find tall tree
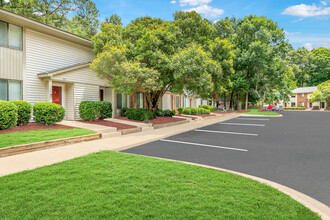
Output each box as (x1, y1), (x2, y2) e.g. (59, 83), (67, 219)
(2, 0), (99, 39)
(310, 48), (330, 86)
(105, 14), (122, 26)
(309, 80), (330, 108)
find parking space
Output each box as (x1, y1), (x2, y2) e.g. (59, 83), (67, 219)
(123, 111), (330, 206)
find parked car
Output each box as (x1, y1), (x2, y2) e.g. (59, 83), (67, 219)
(263, 104), (274, 111)
(272, 105), (284, 111)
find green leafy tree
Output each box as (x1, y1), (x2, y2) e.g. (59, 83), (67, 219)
(310, 48), (330, 86)
(309, 80), (330, 107)
(105, 14), (122, 26)
(2, 0), (99, 39)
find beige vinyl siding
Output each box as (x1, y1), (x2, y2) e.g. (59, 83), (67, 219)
(52, 66), (108, 86)
(65, 83), (75, 120)
(0, 47), (23, 80)
(74, 83), (99, 120)
(25, 29), (95, 105)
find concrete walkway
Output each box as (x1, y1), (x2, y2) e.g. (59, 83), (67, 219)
(0, 114), (238, 176)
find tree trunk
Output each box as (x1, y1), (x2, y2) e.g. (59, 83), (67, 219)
(237, 94), (242, 111)
(145, 89), (167, 112)
(229, 92), (234, 110)
(224, 92), (227, 110)
(245, 92), (248, 111)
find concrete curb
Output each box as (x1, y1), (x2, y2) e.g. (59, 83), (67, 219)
(152, 119), (189, 129)
(238, 113), (283, 117)
(127, 154), (330, 219)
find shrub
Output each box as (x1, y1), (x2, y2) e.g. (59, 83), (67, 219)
(284, 107), (306, 110)
(11, 100), (32, 126)
(79, 101), (112, 121)
(155, 109), (165, 117)
(183, 109), (191, 115)
(155, 109), (176, 117)
(326, 107), (330, 110)
(205, 109), (211, 114)
(199, 105), (217, 111)
(33, 102), (65, 125)
(125, 108), (156, 121)
(0, 100), (18, 130)
(120, 107), (128, 117)
(190, 108), (198, 115)
(178, 107), (184, 114)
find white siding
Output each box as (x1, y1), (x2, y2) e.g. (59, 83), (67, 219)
(52, 66), (107, 86)
(25, 29), (95, 105)
(65, 83), (75, 120)
(162, 93), (172, 110)
(0, 47), (23, 80)
(74, 83), (99, 120)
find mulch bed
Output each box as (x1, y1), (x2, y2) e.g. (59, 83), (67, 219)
(115, 116), (186, 125)
(0, 123), (74, 134)
(79, 119), (137, 131)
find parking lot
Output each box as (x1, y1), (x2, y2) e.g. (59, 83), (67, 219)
(124, 111), (330, 206)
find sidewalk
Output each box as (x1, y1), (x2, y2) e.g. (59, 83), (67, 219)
(0, 114), (239, 176)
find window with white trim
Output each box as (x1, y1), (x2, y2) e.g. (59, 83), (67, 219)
(0, 21), (23, 50)
(299, 102), (304, 107)
(117, 93), (127, 109)
(0, 79), (22, 101)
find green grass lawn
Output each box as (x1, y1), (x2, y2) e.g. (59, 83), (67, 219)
(0, 128), (95, 148)
(240, 109), (280, 116)
(0, 151), (319, 219)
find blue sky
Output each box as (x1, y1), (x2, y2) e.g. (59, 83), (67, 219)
(93, 0), (330, 50)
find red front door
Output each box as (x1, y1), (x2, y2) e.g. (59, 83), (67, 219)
(52, 86), (62, 105)
(309, 102), (312, 108)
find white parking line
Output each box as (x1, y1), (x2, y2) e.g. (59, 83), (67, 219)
(235, 118), (270, 121)
(195, 129), (258, 136)
(219, 122), (265, 126)
(160, 139), (248, 152)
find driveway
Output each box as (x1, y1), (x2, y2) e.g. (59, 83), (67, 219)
(123, 111), (330, 206)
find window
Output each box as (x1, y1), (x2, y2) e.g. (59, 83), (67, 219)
(291, 95), (295, 98)
(0, 79), (22, 101)
(182, 96), (186, 108)
(117, 93), (127, 109)
(300, 94), (304, 98)
(0, 21), (22, 50)
(136, 93), (144, 108)
(291, 102), (296, 107)
(299, 102), (304, 107)
(175, 96), (179, 109)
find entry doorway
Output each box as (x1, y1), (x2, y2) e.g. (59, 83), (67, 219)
(52, 86), (62, 105)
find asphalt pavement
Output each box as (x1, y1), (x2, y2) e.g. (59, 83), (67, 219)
(123, 111), (330, 206)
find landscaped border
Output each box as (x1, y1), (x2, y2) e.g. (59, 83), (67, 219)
(0, 133), (101, 158)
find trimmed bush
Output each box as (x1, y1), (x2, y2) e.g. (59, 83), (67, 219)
(178, 107), (184, 114)
(205, 109), (211, 114)
(183, 109), (191, 115)
(199, 105), (217, 111)
(190, 108), (198, 115)
(33, 102), (65, 125)
(125, 108), (156, 121)
(11, 100), (32, 126)
(312, 106), (320, 109)
(326, 107), (330, 110)
(0, 100), (18, 130)
(79, 101), (112, 121)
(284, 107), (306, 110)
(120, 107), (128, 117)
(155, 109), (176, 117)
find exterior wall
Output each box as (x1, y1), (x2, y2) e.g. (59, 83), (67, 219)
(65, 83), (75, 120)
(297, 93), (308, 108)
(74, 83), (99, 120)
(161, 93), (172, 110)
(0, 47), (24, 80)
(25, 29), (95, 105)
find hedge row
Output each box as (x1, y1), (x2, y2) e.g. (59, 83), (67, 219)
(326, 107), (330, 110)
(79, 101), (112, 121)
(284, 107), (306, 110)
(199, 105), (217, 111)
(178, 107), (210, 115)
(122, 108), (156, 121)
(0, 100), (65, 130)
(312, 106), (320, 109)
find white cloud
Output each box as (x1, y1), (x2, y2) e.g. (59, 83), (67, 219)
(304, 43), (313, 50)
(321, 1), (327, 6)
(170, 1), (176, 4)
(184, 4), (224, 19)
(282, 3), (330, 17)
(284, 30), (301, 36)
(179, 0), (212, 7)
